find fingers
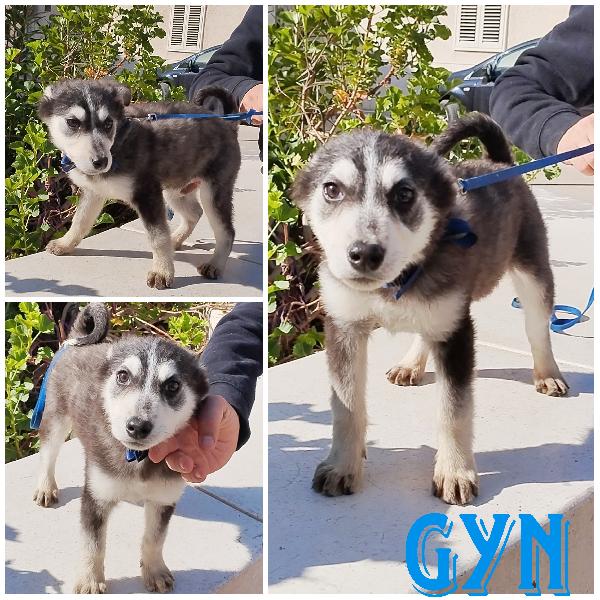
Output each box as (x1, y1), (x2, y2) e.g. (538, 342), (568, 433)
(165, 451), (194, 474)
(148, 435), (181, 464)
(195, 395), (228, 450)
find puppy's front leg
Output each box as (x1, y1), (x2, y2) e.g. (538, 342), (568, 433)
(431, 312), (479, 505)
(312, 317), (370, 496)
(73, 486), (115, 593)
(133, 183), (175, 289)
(140, 503), (175, 593)
(46, 192), (105, 255)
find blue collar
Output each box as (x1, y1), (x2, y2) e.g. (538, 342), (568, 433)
(125, 448), (148, 462)
(384, 217), (477, 300)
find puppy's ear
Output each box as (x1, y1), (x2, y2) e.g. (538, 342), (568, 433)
(38, 83), (57, 121)
(106, 80), (131, 106)
(289, 165), (314, 209)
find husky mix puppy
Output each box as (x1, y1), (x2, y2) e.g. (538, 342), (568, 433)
(33, 303), (208, 593)
(38, 79), (242, 289)
(290, 113), (567, 505)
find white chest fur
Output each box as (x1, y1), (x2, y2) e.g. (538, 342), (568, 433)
(88, 463), (185, 506)
(69, 170), (135, 203)
(320, 265), (466, 342)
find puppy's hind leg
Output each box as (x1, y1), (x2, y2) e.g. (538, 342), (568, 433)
(313, 317), (370, 497)
(511, 268), (568, 396)
(431, 312), (479, 505)
(165, 189), (203, 251)
(387, 334), (429, 386)
(140, 503), (176, 593)
(33, 414), (71, 507)
(197, 180), (234, 280)
(73, 484), (115, 593)
(46, 192), (105, 255)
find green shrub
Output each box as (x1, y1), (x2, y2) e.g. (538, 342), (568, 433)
(5, 5), (186, 259)
(268, 5), (559, 365)
(5, 302), (230, 462)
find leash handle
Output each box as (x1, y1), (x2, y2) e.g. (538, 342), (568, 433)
(458, 144), (594, 192)
(512, 288), (594, 333)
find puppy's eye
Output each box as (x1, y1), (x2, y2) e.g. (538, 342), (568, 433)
(104, 118), (113, 131)
(323, 182), (344, 202)
(390, 182), (415, 205)
(66, 118), (80, 129)
(164, 379), (180, 394)
(116, 370), (129, 385)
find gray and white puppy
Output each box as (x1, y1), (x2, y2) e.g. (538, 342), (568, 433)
(38, 79), (242, 289)
(291, 113), (567, 505)
(33, 303), (208, 593)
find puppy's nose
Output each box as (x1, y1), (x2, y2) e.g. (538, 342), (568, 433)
(347, 241), (385, 272)
(126, 417), (153, 440)
(91, 156), (108, 170)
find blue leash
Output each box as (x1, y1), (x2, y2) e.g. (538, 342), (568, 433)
(31, 343), (148, 462)
(144, 108), (262, 123)
(512, 288), (594, 333)
(30, 345), (70, 430)
(458, 144), (594, 192)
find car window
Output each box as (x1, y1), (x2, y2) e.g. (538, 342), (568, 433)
(496, 46), (530, 70)
(193, 48), (217, 68)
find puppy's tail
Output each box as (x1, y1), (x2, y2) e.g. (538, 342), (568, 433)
(67, 303), (110, 346)
(432, 112), (513, 164)
(192, 86), (238, 116)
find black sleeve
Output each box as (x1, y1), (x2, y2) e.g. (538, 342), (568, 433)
(188, 5), (263, 107)
(489, 6), (594, 158)
(201, 303), (263, 449)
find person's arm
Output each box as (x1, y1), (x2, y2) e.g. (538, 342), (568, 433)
(188, 5), (263, 109)
(489, 6), (594, 159)
(201, 302), (263, 449)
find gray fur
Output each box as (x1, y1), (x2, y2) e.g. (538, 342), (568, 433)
(33, 304), (208, 592)
(293, 113), (567, 505)
(38, 78), (241, 288)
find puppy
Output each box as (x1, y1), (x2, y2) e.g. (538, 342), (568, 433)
(290, 113), (567, 505)
(38, 79), (241, 289)
(33, 303), (209, 592)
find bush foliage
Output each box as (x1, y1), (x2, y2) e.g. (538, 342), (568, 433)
(5, 302), (230, 462)
(5, 5), (185, 259)
(268, 5), (559, 365)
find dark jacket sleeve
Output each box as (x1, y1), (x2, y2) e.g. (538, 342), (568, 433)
(489, 6), (594, 158)
(201, 303), (263, 449)
(188, 5), (262, 107)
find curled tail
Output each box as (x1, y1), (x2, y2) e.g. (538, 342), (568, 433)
(68, 303), (110, 346)
(192, 86), (238, 116)
(432, 112), (513, 164)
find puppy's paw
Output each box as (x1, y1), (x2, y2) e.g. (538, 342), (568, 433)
(312, 460), (362, 497)
(197, 262), (221, 280)
(534, 372), (569, 397)
(73, 573), (107, 594)
(147, 270), (173, 289)
(386, 364), (425, 386)
(46, 239), (74, 256)
(33, 480), (58, 507)
(141, 561), (174, 593)
(432, 461), (479, 505)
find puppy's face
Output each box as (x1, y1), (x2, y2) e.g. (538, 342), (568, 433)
(102, 336), (208, 451)
(291, 130), (456, 290)
(38, 79), (131, 175)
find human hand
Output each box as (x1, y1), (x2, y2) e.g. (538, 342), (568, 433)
(557, 113), (594, 175)
(148, 394), (240, 483)
(240, 83), (263, 125)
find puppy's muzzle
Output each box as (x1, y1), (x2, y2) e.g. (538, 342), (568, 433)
(126, 416), (153, 440)
(347, 241), (385, 273)
(91, 155), (108, 171)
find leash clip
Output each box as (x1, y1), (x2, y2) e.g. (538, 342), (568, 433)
(146, 113), (158, 122)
